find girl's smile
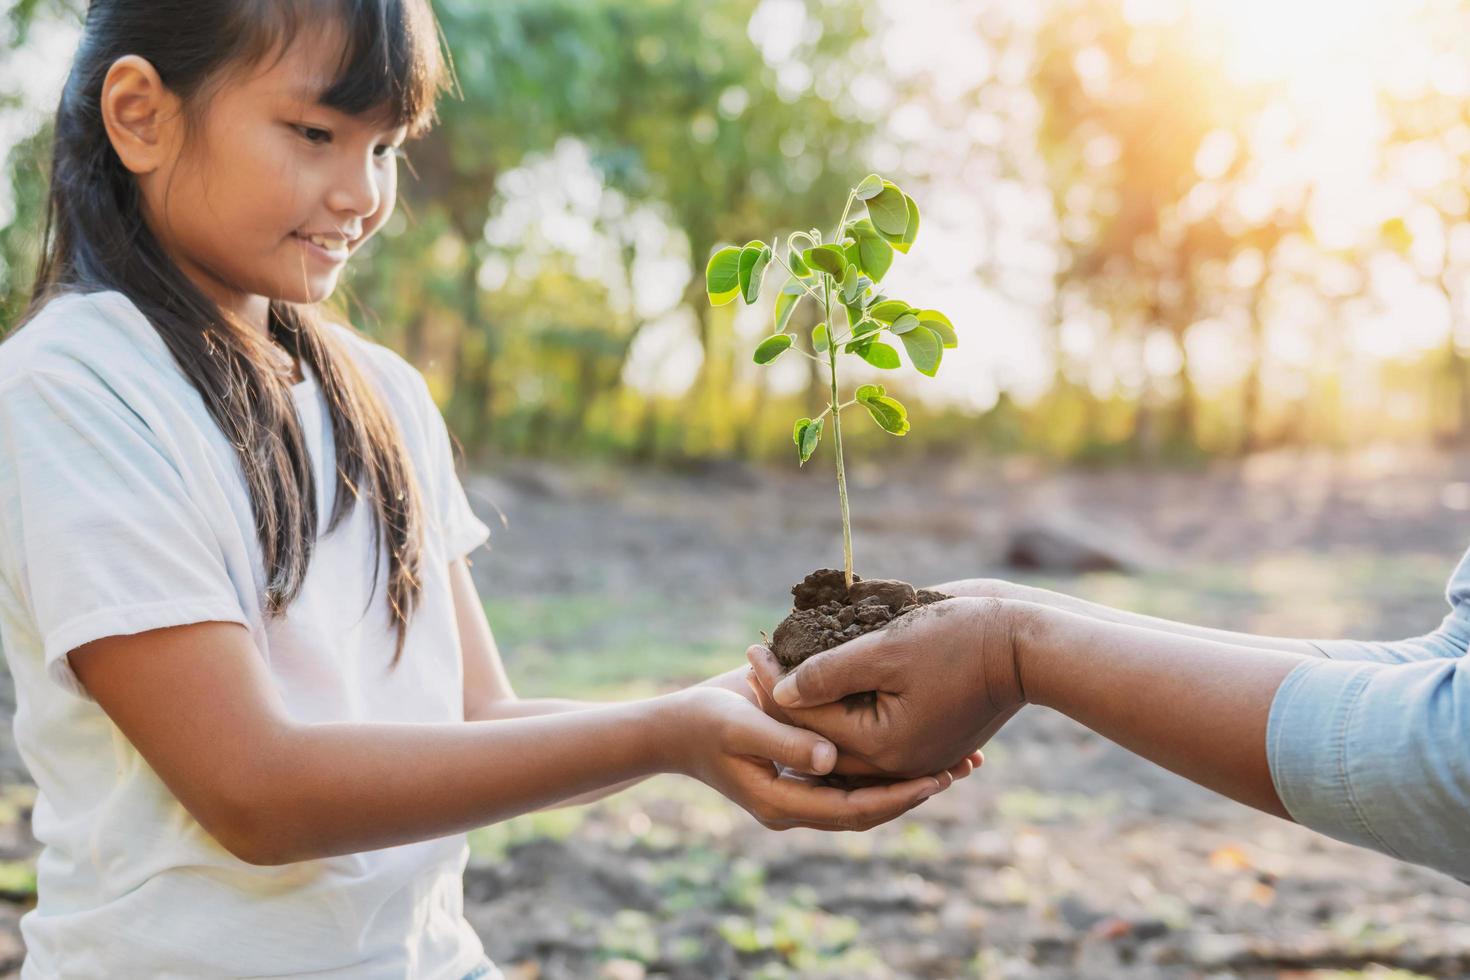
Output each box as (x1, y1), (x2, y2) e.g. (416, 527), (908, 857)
(291, 229), (354, 264)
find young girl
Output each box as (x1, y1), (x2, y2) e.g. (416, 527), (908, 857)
(0, 2), (976, 976)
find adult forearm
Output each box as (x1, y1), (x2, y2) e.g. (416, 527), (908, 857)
(936, 577), (1325, 656)
(1011, 601), (1307, 818)
(236, 698), (679, 865)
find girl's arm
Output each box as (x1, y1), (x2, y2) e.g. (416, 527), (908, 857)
(450, 560), (770, 809)
(69, 619), (947, 867)
(931, 577), (1327, 656)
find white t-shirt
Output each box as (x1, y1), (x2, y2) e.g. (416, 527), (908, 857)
(0, 290), (495, 979)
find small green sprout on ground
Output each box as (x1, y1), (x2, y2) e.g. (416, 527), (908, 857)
(705, 174), (955, 589)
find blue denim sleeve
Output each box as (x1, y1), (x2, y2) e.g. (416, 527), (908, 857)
(1267, 654), (1470, 883)
(1307, 545), (1470, 663)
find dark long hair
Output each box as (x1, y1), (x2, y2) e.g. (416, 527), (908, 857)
(14, 0), (452, 667)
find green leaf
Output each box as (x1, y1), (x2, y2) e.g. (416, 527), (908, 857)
(891, 313), (920, 335)
(856, 384), (909, 434)
(739, 241), (771, 304)
(855, 230), (893, 283)
(897, 195), (920, 254)
(802, 245), (847, 278)
(775, 289), (802, 334)
(855, 173), (884, 200)
(839, 264), (861, 304)
(869, 299), (911, 323)
(866, 181), (910, 238)
(900, 325), (942, 376)
(788, 251), (812, 278)
(859, 341), (901, 370)
(845, 218), (893, 281)
(851, 318), (882, 339)
(812, 322), (830, 353)
(753, 334), (793, 364)
(705, 246), (742, 306)
(917, 309), (956, 348)
(794, 416), (823, 465)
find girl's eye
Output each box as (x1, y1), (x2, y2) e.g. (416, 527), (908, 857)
(294, 125), (331, 145)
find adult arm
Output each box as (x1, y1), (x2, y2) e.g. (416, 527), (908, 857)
(935, 576), (1470, 663)
(754, 596), (1470, 880)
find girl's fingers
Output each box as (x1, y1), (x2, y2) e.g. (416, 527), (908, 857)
(746, 646), (786, 703)
(756, 769), (942, 830)
(744, 668), (795, 726)
(725, 704), (837, 775)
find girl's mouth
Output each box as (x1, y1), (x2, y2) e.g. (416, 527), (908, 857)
(292, 231), (349, 264)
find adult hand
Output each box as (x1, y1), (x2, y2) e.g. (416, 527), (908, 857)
(747, 597), (1027, 779)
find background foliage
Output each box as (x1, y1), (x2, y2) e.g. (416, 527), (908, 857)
(4, 0), (1470, 465)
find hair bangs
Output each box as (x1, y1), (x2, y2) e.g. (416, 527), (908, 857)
(234, 0), (449, 136)
(321, 0), (447, 136)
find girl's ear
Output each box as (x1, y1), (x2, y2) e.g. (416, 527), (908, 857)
(100, 54), (182, 176)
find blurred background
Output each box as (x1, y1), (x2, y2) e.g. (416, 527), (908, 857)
(3, 1), (1470, 977)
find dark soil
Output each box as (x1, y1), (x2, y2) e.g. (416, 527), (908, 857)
(769, 567), (951, 670)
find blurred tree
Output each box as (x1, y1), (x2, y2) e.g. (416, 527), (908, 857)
(1028, 0), (1269, 458)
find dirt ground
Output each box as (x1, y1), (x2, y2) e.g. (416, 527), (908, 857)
(2, 446), (1469, 978)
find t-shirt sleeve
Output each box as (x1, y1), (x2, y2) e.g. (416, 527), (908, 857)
(407, 370), (491, 563)
(0, 371), (249, 702)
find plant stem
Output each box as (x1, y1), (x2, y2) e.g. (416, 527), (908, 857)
(822, 273), (854, 588)
(814, 399), (856, 422)
(777, 258), (828, 307)
(833, 189), (858, 244)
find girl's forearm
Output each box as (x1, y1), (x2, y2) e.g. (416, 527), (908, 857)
(239, 696), (682, 865)
(1012, 601), (1308, 818)
(937, 578), (1325, 656)
(471, 696), (649, 808)
(464, 666), (761, 810)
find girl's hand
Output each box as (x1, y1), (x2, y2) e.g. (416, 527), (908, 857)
(657, 686), (949, 831)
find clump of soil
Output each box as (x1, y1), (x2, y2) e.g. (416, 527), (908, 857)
(769, 568), (950, 670)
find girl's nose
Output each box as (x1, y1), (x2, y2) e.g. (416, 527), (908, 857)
(326, 155), (381, 218)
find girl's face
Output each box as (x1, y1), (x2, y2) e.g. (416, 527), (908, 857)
(134, 26), (407, 330)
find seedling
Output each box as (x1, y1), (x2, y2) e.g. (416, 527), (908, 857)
(705, 173), (956, 590)
(706, 175), (959, 671)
